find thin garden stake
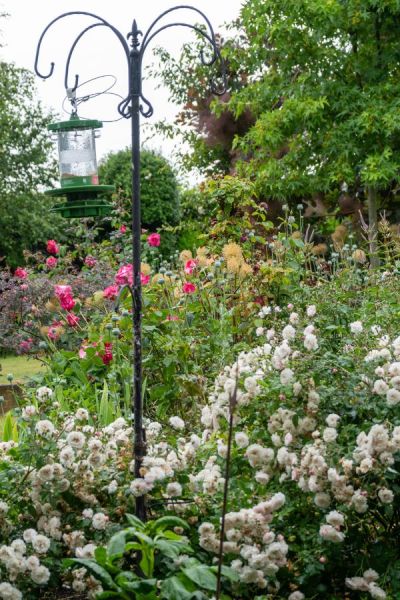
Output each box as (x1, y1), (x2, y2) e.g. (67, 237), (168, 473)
(216, 371), (238, 600)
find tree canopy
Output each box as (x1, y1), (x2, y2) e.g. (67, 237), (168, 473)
(155, 0), (400, 221)
(99, 148), (180, 229)
(0, 60), (60, 266)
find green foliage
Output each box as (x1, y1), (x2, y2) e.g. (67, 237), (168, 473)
(155, 0), (400, 217)
(0, 60), (62, 265)
(99, 148), (180, 230)
(64, 515), (223, 599)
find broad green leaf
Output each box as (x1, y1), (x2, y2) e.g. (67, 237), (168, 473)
(63, 558), (118, 590)
(210, 565), (240, 582)
(107, 530), (127, 560)
(126, 513), (146, 530)
(182, 565), (217, 591)
(151, 516), (189, 533)
(160, 576), (193, 600)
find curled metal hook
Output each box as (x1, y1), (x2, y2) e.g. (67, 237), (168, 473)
(139, 95), (154, 118)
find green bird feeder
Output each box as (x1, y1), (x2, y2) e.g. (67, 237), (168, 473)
(46, 113), (114, 218)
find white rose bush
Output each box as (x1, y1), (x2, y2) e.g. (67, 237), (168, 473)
(1, 274), (400, 598)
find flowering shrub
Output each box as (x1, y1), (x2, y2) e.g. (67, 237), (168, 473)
(1, 281), (400, 597)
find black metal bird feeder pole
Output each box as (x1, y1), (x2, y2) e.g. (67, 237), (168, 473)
(34, 6), (226, 522)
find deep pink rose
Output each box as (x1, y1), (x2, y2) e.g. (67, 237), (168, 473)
(46, 240), (59, 255)
(141, 273), (150, 285)
(66, 313), (80, 327)
(115, 264), (133, 286)
(166, 315), (179, 321)
(60, 295), (75, 311)
(147, 233), (161, 247)
(103, 285), (119, 300)
(20, 284), (28, 291)
(119, 224), (127, 233)
(184, 259), (197, 275)
(46, 256), (58, 269)
(101, 342), (113, 365)
(84, 255), (97, 268)
(47, 320), (62, 341)
(14, 267), (28, 279)
(183, 282), (196, 294)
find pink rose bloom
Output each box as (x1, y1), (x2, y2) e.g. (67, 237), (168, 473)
(115, 264), (133, 286)
(66, 313), (80, 327)
(48, 320), (62, 341)
(14, 267), (28, 279)
(141, 273), (150, 285)
(54, 285), (72, 298)
(46, 240), (59, 255)
(166, 315), (179, 321)
(78, 347), (87, 359)
(103, 285), (119, 300)
(183, 282), (196, 294)
(60, 295), (75, 311)
(46, 256), (58, 269)
(147, 233), (161, 247)
(184, 259), (198, 275)
(20, 284), (29, 291)
(119, 224), (127, 233)
(84, 255), (97, 268)
(19, 338), (33, 353)
(102, 342), (113, 365)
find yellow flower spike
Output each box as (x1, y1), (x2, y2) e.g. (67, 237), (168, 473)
(92, 291), (106, 306)
(141, 262), (151, 275)
(239, 262), (253, 278)
(223, 242), (243, 261)
(226, 256), (242, 274)
(352, 249), (367, 263)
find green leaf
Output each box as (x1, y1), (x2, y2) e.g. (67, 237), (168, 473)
(107, 530), (127, 560)
(117, 575), (157, 594)
(182, 565), (217, 591)
(126, 513), (146, 531)
(94, 546), (108, 566)
(160, 576), (193, 600)
(2, 412), (16, 442)
(210, 565), (240, 582)
(63, 558), (118, 590)
(151, 516), (189, 533)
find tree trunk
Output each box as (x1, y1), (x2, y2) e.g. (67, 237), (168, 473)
(367, 186), (380, 269)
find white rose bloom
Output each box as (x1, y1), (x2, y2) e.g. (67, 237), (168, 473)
(280, 368), (294, 385)
(325, 414), (340, 428)
(22, 405), (37, 419)
(319, 524), (345, 543)
(306, 304), (316, 317)
(75, 543), (97, 558)
(323, 427), (338, 443)
(130, 478), (149, 497)
(255, 471), (270, 485)
(314, 493), (331, 508)
(92, 512), (108, 530)
(32, 534), (51, 554)
(75, 408), (89, 421)
(255, 327), (265, 337)
(282, 325), (296, 340)
(235, 432), (249, 448)
(35, 420), (55, 437)
(373, 379), (389, 396)
(326, 511), (345, 528)
(36, 386), (53, 401)
(107, 480), (118, 494)
(350, 320), (363, 334)
(288, 593), (305, 600)
(169, 416), (185, 430)
(304, 333), (318, 351)
(166, 482), (183, 497)
(289, 312), (299, 324)
(386, 388), (400, 406)
(31, 565), (50, 585)
(0, 501), (9, 514)
(0, 583), (22, 600)
(66, 431), (86, 449)
(378, 488), (394, 504)
(23, 529), (37, 543)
